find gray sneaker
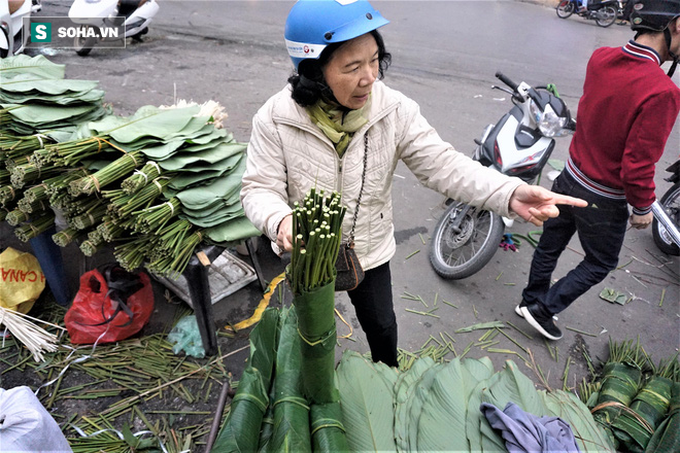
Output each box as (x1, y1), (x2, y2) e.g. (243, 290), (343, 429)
(520, 303), (563, 341)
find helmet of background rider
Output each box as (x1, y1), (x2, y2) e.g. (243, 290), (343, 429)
(284, 0), (390, 71)
(629, 0), (680, 32)
(629, 0), (680, 75)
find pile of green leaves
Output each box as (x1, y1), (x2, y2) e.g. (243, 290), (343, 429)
(0, 54), (260, 276)
(337, 351), (614, 453)
(0, 54), (107, 139)
(0, 55), (109, 241)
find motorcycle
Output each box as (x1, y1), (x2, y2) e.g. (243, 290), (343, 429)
(555, 0), (623, 27)
(652, 159), (680, 255)
(0, 0), (41, 58)
(68, 0), (159, 56)
(429, 72), (573, 280)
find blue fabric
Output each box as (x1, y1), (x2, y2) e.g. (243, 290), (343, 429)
(480, 401), (581, 453)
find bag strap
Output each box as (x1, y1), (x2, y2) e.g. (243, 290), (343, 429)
(348, 134), (368, 246)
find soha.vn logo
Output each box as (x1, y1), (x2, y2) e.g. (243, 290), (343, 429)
(31, 22), (119, 43)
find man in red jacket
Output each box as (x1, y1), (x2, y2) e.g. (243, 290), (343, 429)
(516, 0), (680, 340)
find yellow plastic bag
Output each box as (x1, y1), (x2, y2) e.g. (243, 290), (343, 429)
(0, 247), (45, 314)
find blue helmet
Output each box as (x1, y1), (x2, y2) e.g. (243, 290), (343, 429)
(284, 0), (390, 71)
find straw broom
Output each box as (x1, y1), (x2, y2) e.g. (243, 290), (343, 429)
(0, 305), (63, 362)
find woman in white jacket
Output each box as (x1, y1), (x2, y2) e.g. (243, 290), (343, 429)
(240, 0), (586, 367)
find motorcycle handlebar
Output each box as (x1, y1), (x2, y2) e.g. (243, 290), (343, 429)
(495, 72), (519, 91)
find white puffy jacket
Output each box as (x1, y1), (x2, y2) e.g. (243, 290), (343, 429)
(240, 81), (523, 271)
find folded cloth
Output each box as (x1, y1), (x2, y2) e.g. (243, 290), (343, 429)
(480, 401), (580, 453)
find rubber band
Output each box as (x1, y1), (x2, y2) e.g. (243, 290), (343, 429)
(592, 401), (654, 433)
(126, 152), (139, 166)
(311, 420), (346, 436)
(231, 392), (268, 413)
(133, 169), (149, 184)
(272, 396), (309, 410)
(85, 137), (129, 154)
(297, 327), (336, 347)
(153, 179), (163, 192)
(88, 174), (101, 191)
(147, 161), (161, 173)
(165, 201), (175, 215)
(33, 133), (46, 148)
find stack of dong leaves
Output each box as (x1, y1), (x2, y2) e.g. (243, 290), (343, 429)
(0, 54), (259, 276)
(212, 189), (615, 453)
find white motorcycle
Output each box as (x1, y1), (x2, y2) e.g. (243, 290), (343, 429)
(68, 0), (159, 56)
(652, 159), (680, 255)
(429, 72), (573, 280)
(0, 0), (42, 58)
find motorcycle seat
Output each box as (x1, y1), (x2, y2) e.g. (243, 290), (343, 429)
(117, 0), (147, 18)
(8, 0), (25, 15)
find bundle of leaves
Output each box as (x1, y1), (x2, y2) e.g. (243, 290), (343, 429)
(212, 306), (350, 453)
(580, 337), (679, 452)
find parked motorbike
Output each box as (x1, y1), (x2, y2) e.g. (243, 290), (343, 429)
(652, 159), (680, 255)
(428, 72), (573, 280)
(555, 0), (623, 27)
(0, 0), (41, 58)
(68, 0), (159, 56)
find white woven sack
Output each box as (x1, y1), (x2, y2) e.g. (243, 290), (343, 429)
(0, 386), (71, 452)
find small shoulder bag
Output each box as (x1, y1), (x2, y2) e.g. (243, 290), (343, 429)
(334, 135), (368, 292)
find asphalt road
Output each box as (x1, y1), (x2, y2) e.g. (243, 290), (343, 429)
(12, 0), (680, 391)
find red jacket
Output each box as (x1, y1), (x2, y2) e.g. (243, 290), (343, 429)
(568, 40), (680, 214)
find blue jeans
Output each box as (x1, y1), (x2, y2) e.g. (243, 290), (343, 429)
(521, 171), (629, 315)
(347, 262), (398, 367)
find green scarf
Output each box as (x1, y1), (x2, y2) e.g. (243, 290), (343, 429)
(306, 98), (369, 158)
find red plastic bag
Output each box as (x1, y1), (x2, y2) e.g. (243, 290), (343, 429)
(64, 265), (154, 344)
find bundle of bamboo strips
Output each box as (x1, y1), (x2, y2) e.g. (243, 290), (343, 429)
(0, 306), (63, 362)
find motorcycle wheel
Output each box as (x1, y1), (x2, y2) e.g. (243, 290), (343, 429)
(74, 26), (97, 56)
(595, 6), (617, 27)
(652, 182), (680, 256)
(556, 1), (575, 18)
(428, 201), (505, 280)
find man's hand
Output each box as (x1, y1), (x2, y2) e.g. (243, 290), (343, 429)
(509, 185), (588, 226)
(629, 212), (653, 230)
(276, 213), (294, 252)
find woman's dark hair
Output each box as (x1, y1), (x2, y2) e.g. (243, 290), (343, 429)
(288, 30), (392, 107)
